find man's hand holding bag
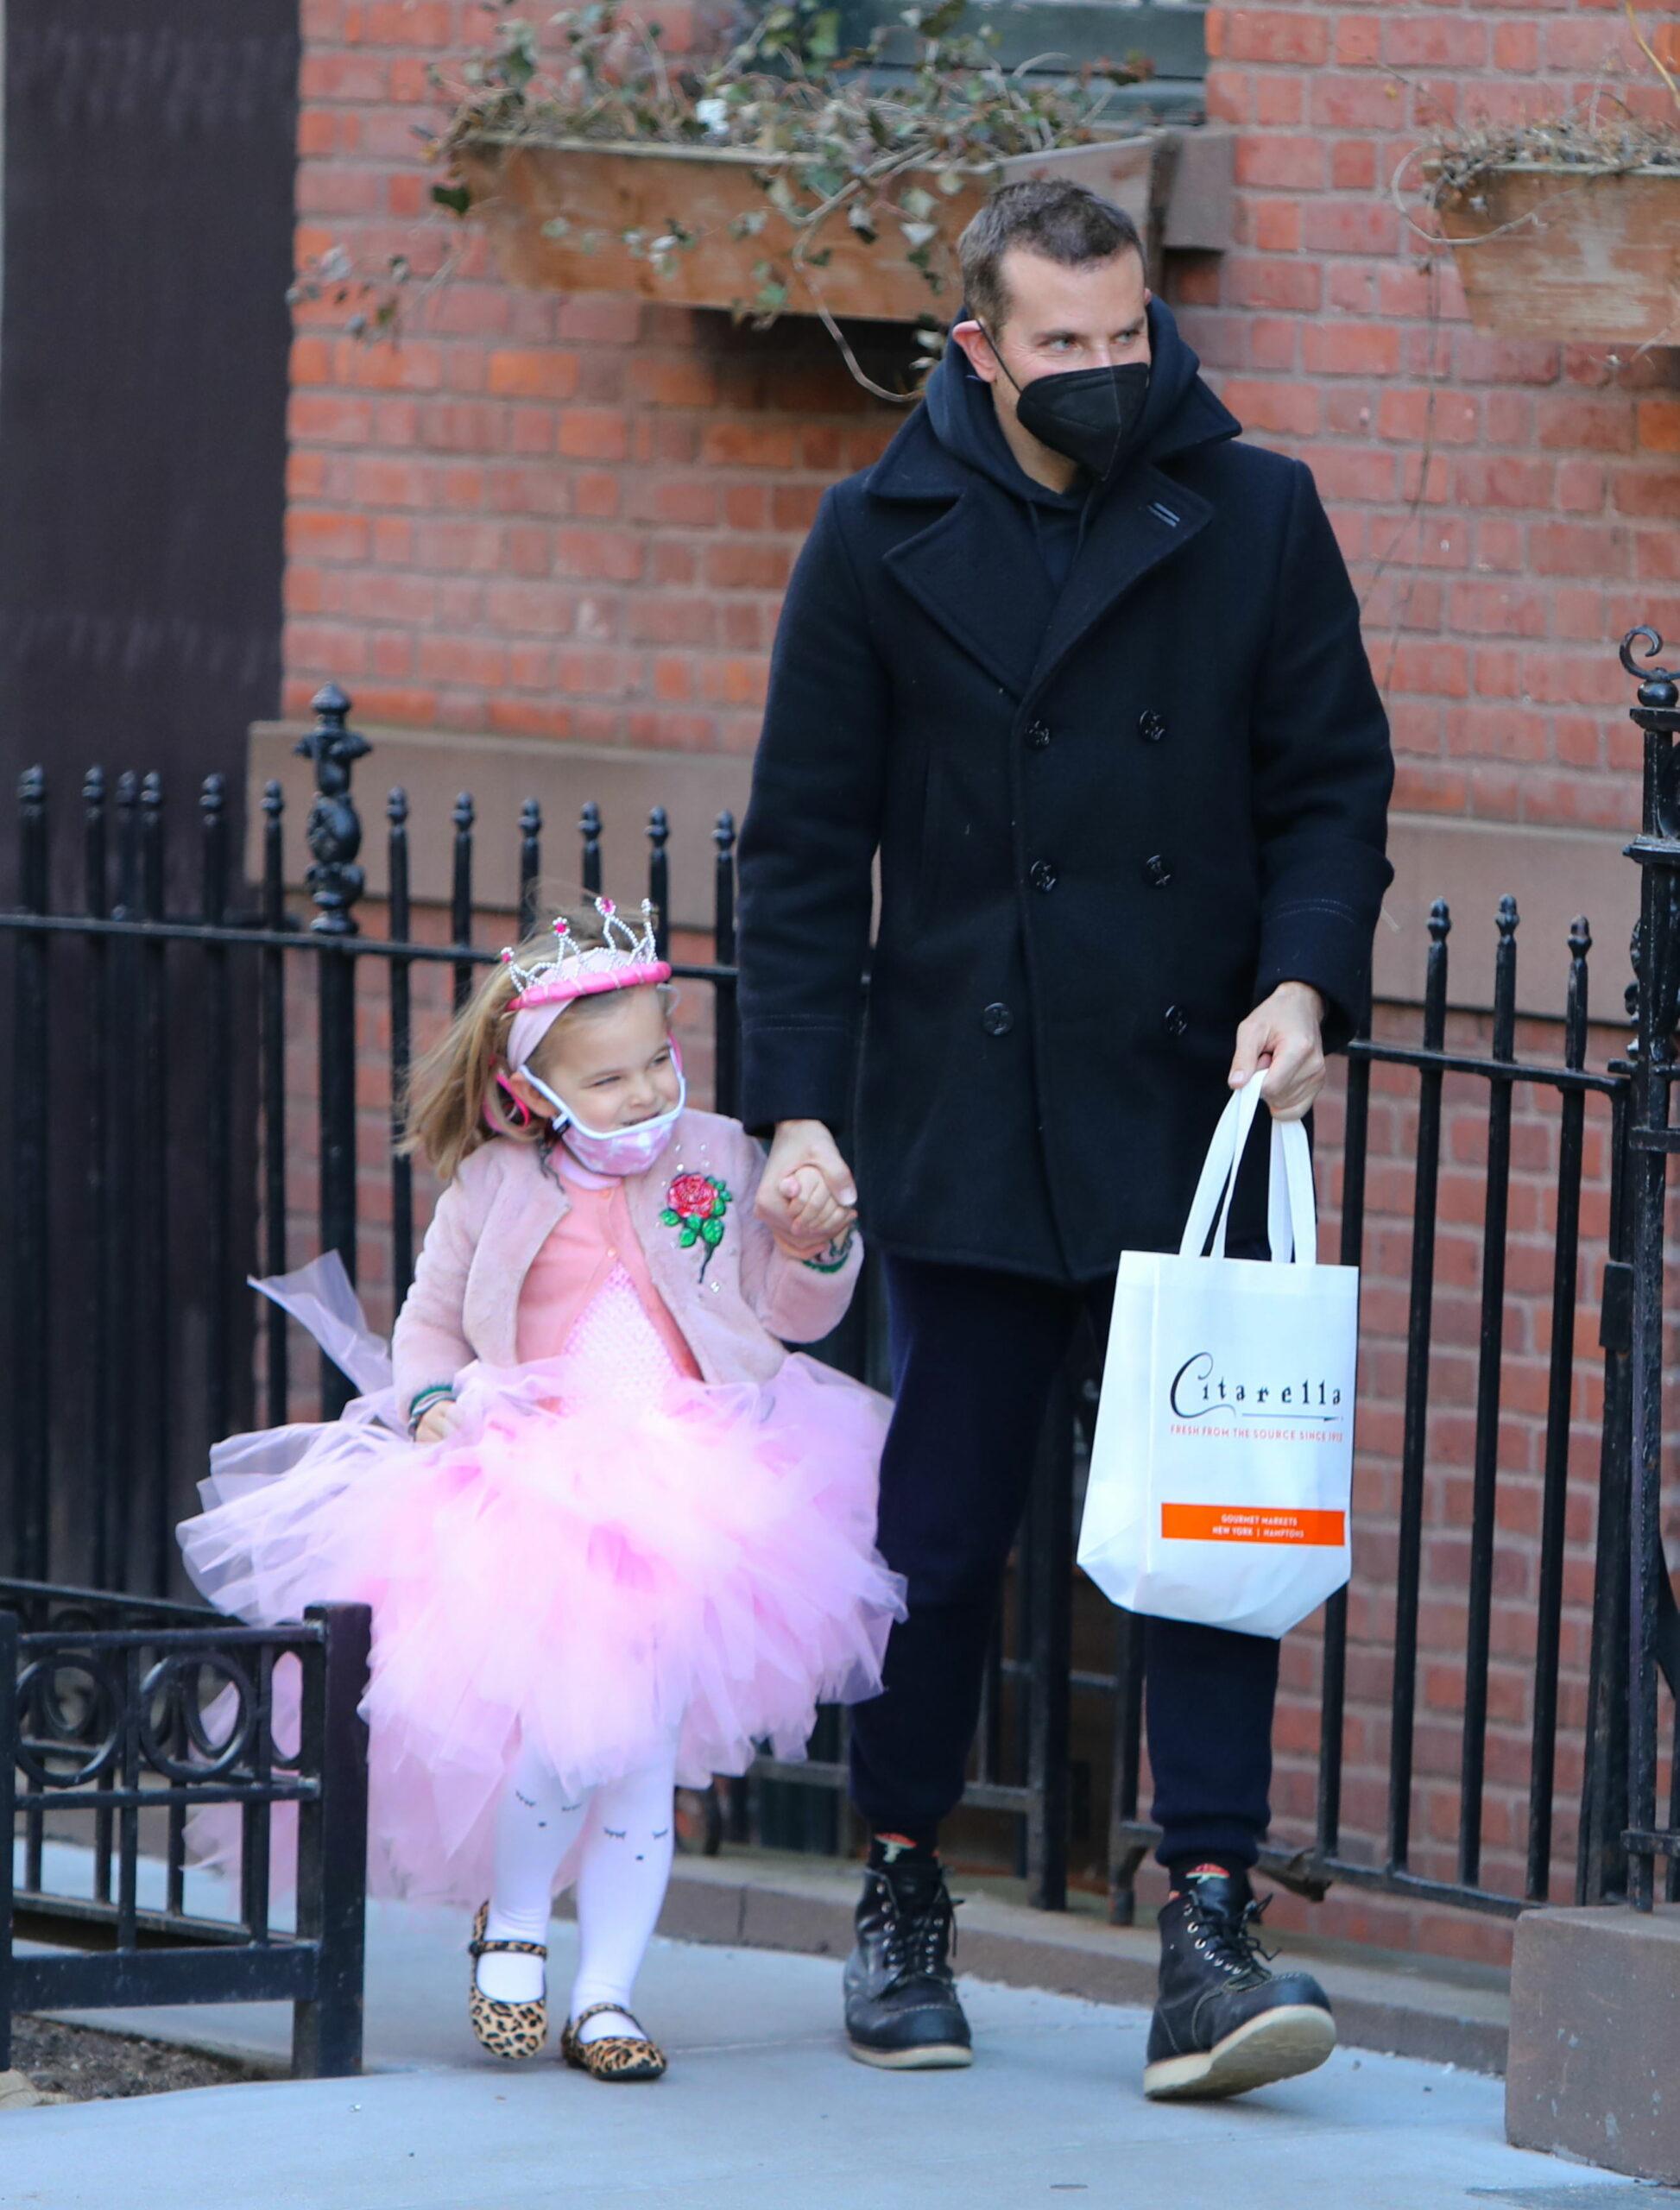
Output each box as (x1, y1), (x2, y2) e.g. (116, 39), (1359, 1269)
(1077, 1072), (1360, 1640)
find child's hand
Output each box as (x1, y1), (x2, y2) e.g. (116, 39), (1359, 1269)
(772, 1165), (856, 1259)
(414, 1399), (463, 1446)
(758, 1121), (856, 1249)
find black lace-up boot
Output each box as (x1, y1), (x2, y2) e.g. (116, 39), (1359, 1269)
(843, 1854), (973, 2069)
(1144, 1870), (1335, 2100)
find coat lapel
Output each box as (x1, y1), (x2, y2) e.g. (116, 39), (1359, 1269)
(464, 1151), (566, 1365)
(626, 1114), (711, 1301)
(626, 1118), (729, 1380)
(866, 367), (1237, 710)
(626, 1148), (676, 1293)
(881, 486), (1055, 699)
(1024, 464), (1212, 704)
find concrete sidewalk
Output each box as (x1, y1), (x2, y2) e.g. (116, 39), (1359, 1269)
(5, 1848), (1655, 2210)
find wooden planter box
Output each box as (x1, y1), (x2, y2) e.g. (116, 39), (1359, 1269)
(452, 129), (1227, 324)
(1436, 163), (1680, 345)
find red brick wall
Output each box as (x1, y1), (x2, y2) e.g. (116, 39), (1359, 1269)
(1184, 0), (1680, 837)
(288, 0), (1680, 784)
(288, 0), (892, 748)
(282, 0), (1680, 1961)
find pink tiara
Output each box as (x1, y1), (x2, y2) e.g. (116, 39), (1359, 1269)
(502, 897), (672, 1013)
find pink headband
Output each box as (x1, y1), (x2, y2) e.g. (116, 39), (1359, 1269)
(505, 966), (669, 1073)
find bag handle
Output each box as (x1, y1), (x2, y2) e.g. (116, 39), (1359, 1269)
(1266, 1116), (1318, 1267)
(1178, 1074), (1266, 1260)
(1178, 1071), (1318, 1267)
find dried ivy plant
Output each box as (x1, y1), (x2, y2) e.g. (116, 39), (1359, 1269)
(1396, 114), (1680, 251)
(1393, 0), (1679, 246)
(294, 0), (1153, 390)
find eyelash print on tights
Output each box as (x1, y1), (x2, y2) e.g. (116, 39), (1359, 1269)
(517, 1784), (583, 1828)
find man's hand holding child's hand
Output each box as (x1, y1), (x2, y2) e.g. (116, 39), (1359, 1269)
(759, 1121), (858, 1261)
(771, 1163), (856, 1261)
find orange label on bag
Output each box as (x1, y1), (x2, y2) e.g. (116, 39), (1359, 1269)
(1161, 1506), (1346, 1547)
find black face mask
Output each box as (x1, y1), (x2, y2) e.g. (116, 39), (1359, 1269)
(979, 326), (1151, 481)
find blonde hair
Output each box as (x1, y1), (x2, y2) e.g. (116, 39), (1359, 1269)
(399, 903), (671, 1180)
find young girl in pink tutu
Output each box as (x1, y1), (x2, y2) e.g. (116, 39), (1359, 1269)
(180, 897), (902, 2082)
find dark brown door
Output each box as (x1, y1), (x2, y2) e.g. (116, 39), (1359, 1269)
(0, 1), (297, 1587)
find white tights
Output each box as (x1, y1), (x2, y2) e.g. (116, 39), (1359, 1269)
(477, 1736), (677, 2043)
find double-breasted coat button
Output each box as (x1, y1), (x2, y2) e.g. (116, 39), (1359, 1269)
(1144, 854), (1173, 887)
(1139, 709), (1167, 743)
(1163, 1005), (1189, 1039)
(1029, 859), (1058, 892)
(1025, 720), (1052, 751)
(982, 1002), (1014, 1037)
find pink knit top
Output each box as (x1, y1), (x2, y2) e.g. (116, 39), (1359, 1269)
(515, 1153), (701, 1387)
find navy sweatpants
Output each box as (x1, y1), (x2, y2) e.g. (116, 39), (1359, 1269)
(848, 1255), (1280, 1871)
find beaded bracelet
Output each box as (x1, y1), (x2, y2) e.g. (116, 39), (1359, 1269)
(407, 1382), (455, 1439)
(801, 1230), (856, 1274)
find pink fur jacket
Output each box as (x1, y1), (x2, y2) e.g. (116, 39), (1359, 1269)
(391, 1108), (864, 1412)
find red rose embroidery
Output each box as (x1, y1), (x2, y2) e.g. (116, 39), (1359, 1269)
(660, 1171), (733, 1279)
(667, 1174), (718, 1221)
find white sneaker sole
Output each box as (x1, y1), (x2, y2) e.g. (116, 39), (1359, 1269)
(847, 2039), (975, 2072)
(1143, 2005), (1336, 2101)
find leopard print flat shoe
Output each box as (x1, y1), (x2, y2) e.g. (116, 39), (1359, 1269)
(468, 1901), (549, 2060)
(560, 2003), (668, 2082)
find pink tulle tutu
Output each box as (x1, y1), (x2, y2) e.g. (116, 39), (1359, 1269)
(179, 1260), (903, 1905)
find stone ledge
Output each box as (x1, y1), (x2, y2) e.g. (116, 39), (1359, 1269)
(662, 1850), (1512, 2076)
(249, 719), (1642, 1025)
(1505, 1903), (1680, 2183)
(248, 720), (753, 933)
(1379, 812), (1637, 1020)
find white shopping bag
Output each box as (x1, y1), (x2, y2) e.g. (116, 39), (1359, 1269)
(1077, 1072), (1359, 1639)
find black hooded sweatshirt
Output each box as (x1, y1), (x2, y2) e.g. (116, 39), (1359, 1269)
(919, 298), (1203, 596)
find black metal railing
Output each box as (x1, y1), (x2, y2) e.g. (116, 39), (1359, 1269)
(1619, 627), (1680, 1912)
(3, 635), (1676, 1930)
(1, 1581), (370, 2074)
(1104, 899), (1635, 1918)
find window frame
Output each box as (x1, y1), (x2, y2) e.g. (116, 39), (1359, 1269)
(830, 1), (1209, 119)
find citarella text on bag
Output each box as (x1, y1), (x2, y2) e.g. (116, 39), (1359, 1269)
(1168, 1353), (1344, 1419)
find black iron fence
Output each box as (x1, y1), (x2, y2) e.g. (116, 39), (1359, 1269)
(1, 1582), (370, 2074)
(1111, 897), (1640, 1919)
(3, 634), (1677, 1934)
(1620, 628), (1680, 1915)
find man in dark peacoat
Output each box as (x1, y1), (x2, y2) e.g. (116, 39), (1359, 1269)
(738, 180), (1393, 2099)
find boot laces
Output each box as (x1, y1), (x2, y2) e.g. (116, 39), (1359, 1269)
(877, 1870), (960, 1990)
(1185, 1892), (1276, 1989)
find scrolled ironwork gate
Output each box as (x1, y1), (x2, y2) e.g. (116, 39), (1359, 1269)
(1, 1582), (370, 2076)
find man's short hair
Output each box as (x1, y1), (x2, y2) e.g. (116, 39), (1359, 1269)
(958, 180), (1144, 336)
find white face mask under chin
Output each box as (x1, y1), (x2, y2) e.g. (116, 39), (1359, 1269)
(519, 1067), (686, 1178)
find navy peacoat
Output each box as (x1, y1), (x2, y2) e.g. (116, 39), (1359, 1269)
(737, 301), (1394, 1285)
